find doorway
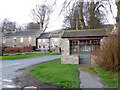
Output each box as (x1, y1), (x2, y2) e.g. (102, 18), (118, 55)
(79, 40), (91, 65)
(79, 39), (100, 65)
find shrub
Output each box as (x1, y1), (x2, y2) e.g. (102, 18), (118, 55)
(2, 46), (7, 52)
(93, 33), (119, 71)
(4, 46), (33, 53)
(32, 46), (36, 51)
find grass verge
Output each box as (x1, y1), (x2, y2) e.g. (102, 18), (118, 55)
(29, 59), (79, 88)
(94, 67), (119, 88)
(1, 53), (60, 60)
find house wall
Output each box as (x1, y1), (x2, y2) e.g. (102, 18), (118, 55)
(61, 38), (79, 64)
(19, 36), (36, 46)
(50, 37), (61, 53)
(2, 36), (36, 47)
(37, 37), (61, 53)
(37, 38), (49, 51)
(2, 37), (13, 47)
(50, 38), (61, 47)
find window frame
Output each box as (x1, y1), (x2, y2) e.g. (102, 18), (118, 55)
(21, 37), (23, 42)
(13, 37), (17, 43)
(69, 40), (78, 55)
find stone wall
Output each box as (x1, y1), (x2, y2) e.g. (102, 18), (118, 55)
(50, 38), (61, 53)
(37, 37), (61, 53)
(50, 38), (61, 47)
(61, 38), (79, 64)
(37, 38), (49, 51)
(2, 36), (36, 47)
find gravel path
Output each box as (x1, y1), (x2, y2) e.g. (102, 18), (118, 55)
(79, 68), (104, 88)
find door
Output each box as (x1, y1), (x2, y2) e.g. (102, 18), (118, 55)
(79, 40), (91, 65)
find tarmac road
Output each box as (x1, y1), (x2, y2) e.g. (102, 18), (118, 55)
(1, 55), (60, 89)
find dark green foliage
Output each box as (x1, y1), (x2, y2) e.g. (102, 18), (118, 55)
(32, 46), (36, 51)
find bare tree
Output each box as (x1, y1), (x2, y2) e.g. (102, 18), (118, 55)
(62, 0), (105, 30)
(116, 1), (120, 25)
(62, 1), (85, 30)
(16, 24), (27, 31)
(31, 4), (52, 32)
(117, 1), (120, 67)
(27, 22), (40, 30)
(1, 18), (17, 32)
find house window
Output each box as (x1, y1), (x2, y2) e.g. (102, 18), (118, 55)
(13, 45), (16, 47)
(39, 45), (41, 48)
(80, 40), (90, 45)
(28, 44), (31, 46)
(13, 37), (16, 43)
(92, 40), (100, 45)
(54, 38), (57, 41)
(29, 37), (31, 42)
(43, 39), (45, 42)
(43, 45), (45, 48)
(3, 40), (6, 43)
(70, 40), (78, 54)
(21, 37), (23, 42)
(38, 39), (41, 43)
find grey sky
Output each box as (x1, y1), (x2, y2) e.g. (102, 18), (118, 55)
(0, 0), (64, 32)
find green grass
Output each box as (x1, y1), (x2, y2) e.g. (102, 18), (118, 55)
(0, 53), (60, 60)
(94, 67), (119, 88)
(29, 59), (79, 88)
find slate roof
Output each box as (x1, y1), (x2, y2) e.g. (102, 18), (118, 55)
(50, 33), (60, 38)
(37, 33), (51, 39)
(61, 29), (107, 38)
(2, 30), (40, 38)
(38, 29), (63, 39)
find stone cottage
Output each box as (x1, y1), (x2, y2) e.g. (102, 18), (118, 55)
(2, 29), (40, 47)
(37, 32), (51, 51)
(61, 29), (107, 65)
(37, 30), (62, 53)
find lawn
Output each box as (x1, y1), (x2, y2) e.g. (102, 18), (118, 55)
(29, 59), (79, 88)
(0, 53), (60, 60)
(94, 67), (119, 88)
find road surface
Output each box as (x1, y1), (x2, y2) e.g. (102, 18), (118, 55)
(0, 55), (60, 89)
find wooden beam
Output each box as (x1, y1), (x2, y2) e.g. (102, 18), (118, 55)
(68, 37), (103, 40)
(78, 40), (80, 64)
(90, 40), (92, 65)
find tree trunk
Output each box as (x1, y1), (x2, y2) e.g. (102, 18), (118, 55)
(117, 1), (120, 29)
(79, 0), (85, 29)
(116, 1), (120, 65)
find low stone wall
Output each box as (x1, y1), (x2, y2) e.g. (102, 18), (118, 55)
(61, 55), (79, 64)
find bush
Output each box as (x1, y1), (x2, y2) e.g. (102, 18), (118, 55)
(93, 33), (119, 71)
(32, 46), (36, 51)
(4, 46), (33, 53)
(2, 46), (7, 52)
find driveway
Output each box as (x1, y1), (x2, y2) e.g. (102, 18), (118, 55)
(1, 55), (60, 89)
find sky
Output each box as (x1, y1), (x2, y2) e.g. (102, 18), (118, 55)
(0, 0), (65, 32)
(0, 0), (118, 32)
